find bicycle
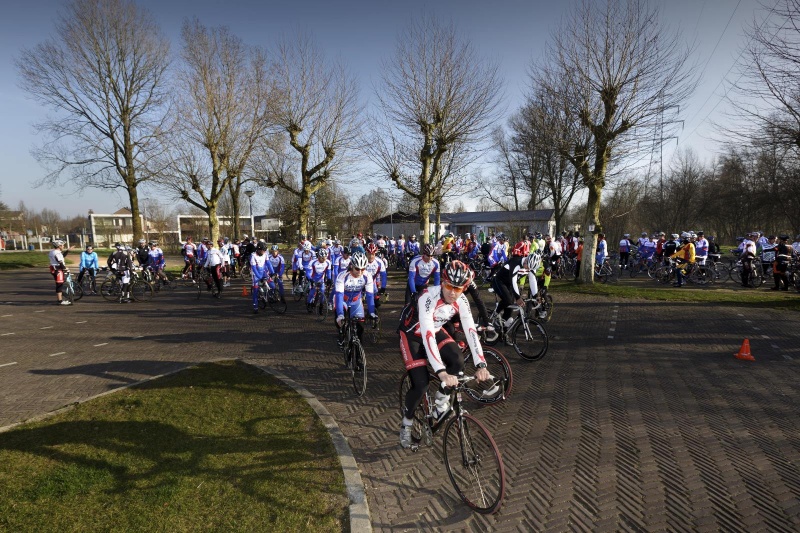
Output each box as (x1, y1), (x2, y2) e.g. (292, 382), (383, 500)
(142, 266), (175, 292)
(257, 278), (287, 314)
(397, 372), (506, 514)
(309, 281), (328, 321)
(594, 258), (617, 283)
(62, 269), (83, 304)
(482, 300), (549, 361)
(341, 307), (367, 396)
(293, 276), (310, 302)
(195, 268), (220, 299)
(77, 268), (99, 295)
(100, 271), (153, 302)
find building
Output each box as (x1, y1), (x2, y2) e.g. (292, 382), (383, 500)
(371, 209), (555, 242)
(88, 208), (144, 246)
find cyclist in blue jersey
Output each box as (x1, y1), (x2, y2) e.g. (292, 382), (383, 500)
(349, 237), (365, 255)
(333, 246), (351, 279)
(267, 245), (287, 303)
(197, 238), (209, 268)
(249, 241), (274, 313)
(146, 241), (168, 285)
(335, 251), (376, 348)
(306, 248), (332, 312)
(406, 243), (440, 303)
(78, 244), (99, 294)
(406, 234), (420, 258)
(290, 240), (304, 288)
(330, 239), (343, 265)
(181, 237), (197, 280)
(365, 243), (388, 307)
(595, 233), (607, 265)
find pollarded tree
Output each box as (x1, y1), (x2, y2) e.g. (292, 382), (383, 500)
(533, 0), (697, 283)
(368, 18), (502, 244)
(160, 20), (272, 244)
(17, 0), (170, 242)
(258, 33), (362, 237)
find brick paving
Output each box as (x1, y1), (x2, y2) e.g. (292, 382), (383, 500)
(1, 267), (799, 531)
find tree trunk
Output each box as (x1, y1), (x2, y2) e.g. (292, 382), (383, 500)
(418, 199), (431, 245)
(298, 187), (311, 239)
(207, 204), (220, 245)
(229, 178), (241, 240)
(434, 199), (442, 242)
(128, 185), (143, 242)
(578, 182), (602, 284)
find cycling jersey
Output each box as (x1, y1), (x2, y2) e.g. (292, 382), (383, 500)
(396, 239), (405, 254)
(334, 255), (351, 279)
(398, 285), (485, 374)
(291, 246), (303, 270)
(197, 244), (209, 264)
(408, 255), (440, 293)
(297, 250), (315, 274)
(365, 257), (387, 291)
(406, 241), (420, 256)
(334, 270), (375, 319)
(49, 249), (66, 268)
(330, 245), (343, 263)
(250, 252), (273, 280)
(618, 239), (631, 253)
(307, 259), (332, 283)
(487, 242), (507, 267)
(79, 251), (99, 271)
(268, 254), (285, 277)
(183, 242), (196, 261)
(595, 239), (607, 264)
(640, 240), (656, 259)
(147, 247), (165, 269)
(204, 248), (224, 267)
(135, 246), (149, 266)
(695, 238), (709, 258)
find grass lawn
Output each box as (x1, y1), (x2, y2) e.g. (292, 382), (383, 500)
(555, 279), (800, 311)
(0, 251), (56, 270)
(0, 361), (348, 533)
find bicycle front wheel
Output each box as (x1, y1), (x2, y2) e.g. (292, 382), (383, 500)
(268, 291), (287, 314)
(463, 346), (512, 404)
(509, 317), (549, 361)
(72, 282), (84, 302)
(100, 279), (119, 302)
(62, 283), (75, 304)
(351, 341), (367, 396)
(368, 316), (381, 344)
(443, 413), (505, 514)
(132, 280), (154, 302)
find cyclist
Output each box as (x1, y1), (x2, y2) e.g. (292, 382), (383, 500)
(349, 237), (365, 255)
(670, 232), (695, 288)
(291, 240), (304, 289)
(306, 248), (332, 312)
(740, 233), (758, 288)
(545, 234), (562, 272)
(181, 236), (197, 280)
(695, 231), (709, 265)
(218, 238), (231, 287)
(365, 243), (388, 307)
(203, 242), (225, 297)
(135, 239), (149, 268)
(267, 245), (287, 303)
(406, 243), (440, 304)
(396, 234), (406, 268)
(491, 242), (530, 329)
(772, 235), (792, 291)
(487, 233), (508, 276)
(295, 241), (316, 293)
(250, 241), (274, 313)
(595, 233), (607, 268)
(48, 239), (74, 305)
(330, 239), (343, 266)
(147, 241), (168, 286)
(406, 234), (420, 259)
(398, 260), (489, 448)
(108, 242), (133, 303)
(333, 246), (352, 279)
(78, 244), (99, 294)
(618, 234), (632, 270)
(334, 251), (377, 348)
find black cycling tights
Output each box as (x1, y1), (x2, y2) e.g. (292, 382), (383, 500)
(400, 329), (463, 420)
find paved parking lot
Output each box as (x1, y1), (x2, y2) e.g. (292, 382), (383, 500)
(1, 268), (799, 531)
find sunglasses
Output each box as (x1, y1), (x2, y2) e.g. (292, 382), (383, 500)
(442, 281), (465, 293)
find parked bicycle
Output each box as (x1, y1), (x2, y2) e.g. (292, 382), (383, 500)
(397, 372), (506, 514)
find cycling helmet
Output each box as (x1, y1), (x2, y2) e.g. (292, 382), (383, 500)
(149, 240), (158, 246)
(357, 233), (363, 238)
(399, 234), (404, 239)
(422, 244), (435, 256)
(299, 234), (307, 240)
(303, 242), (312, 251)
(342, 246), (351, 255)
(256, 241), (268, 252)
(334, 239), (341, 245)
(524, 252), (543, 272)
(696, 231), (704, 236)
(641, 232), (647, 236)
(349, 238), (361, 248)
(512, 241), (528, 257)
(115, 242), (125, 250)
(350, 251), (368, 270)
(442, 260), (472, 289)
(496, 232), (506, 240)
(680, 231), (691, 240)
(317, 249), (329, 260)
(623, 233), (630, 238)
(52, 239), (65, 248)
(671, 234), (679, 239)
(366, 243), (378, 254)
(138, 239), (146, 245)
(270, 244), (279, 252)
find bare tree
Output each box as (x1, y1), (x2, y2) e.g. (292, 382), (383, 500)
(159, 20), (272, 243)
(368, 18), (502, 244)
(16, 0), (170, 242)
(257, 33), (362, 237)
(533, 0), (697, 282)
(482, 126), (542, 212)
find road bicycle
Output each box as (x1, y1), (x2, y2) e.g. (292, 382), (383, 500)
(61, 270), (83, 303)
(257, 278), (287, 314)
(77, 268), (99, 295)
(397, 372), (506, 514)
(293, 276), (310, 302)
(482, 299), (549, 361)
(142, 266), (175, 292)
(341, 307), (367, 396)
(100, 271), (153, 302)
(470, 259), (495, 287)
(308, 281), (329, 321)
(195, 268), (220, 299)
(594, 258), (617, 283)
(728, 258), (764, 287)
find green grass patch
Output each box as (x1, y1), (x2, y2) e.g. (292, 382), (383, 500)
(555, 280), (800, 311)
(0, 361), (348, 532)
(0, 252), (55, 270)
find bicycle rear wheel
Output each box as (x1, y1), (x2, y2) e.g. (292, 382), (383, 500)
(463, 346), (512, 404)
(351, 341), (367, 396)
(132, 280), (154, 302)
(100, 279), (120, 302)
(267, 290), (287, 314)
(509, 317), (549, 361)
(442, 413), (505, 514)
(72, 281), (84, 302)
(62, 282), (75, 304)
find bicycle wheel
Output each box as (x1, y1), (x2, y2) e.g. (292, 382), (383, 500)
(132, 280), (154, 302)
(258, 288), (268, 309)
(100, 279), (120, 301)
(751, 272), (764, 288)
(241, 263), (251, 279)
(509, 317), (549, 361)
(316, 291), (328, 321)
(351, 340), (367, 396)
(730, 268), (742, 284)
(368, 315), (381, 344)
(398, 373), (433, 446)
(62, 282), (75, 304)
(714, 263), (730, 283)
(267, 290), (287, 314)
(72, 281), (84, 302)
(689, 265), (712, 286)
(442, 413), (506, 514)
(463, 346), (512, 405)
(79, 275), (94, 295)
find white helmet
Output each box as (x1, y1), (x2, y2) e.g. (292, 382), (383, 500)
(350, 252), (368, 270)
(524, 252), (542, 272)
(303, 242), (312, 251)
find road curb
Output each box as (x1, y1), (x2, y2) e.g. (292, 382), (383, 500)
(245, 361), (372, 533)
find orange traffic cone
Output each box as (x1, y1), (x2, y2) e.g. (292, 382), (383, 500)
(735, 338), (755, 361)
(241, 285), (249, 297)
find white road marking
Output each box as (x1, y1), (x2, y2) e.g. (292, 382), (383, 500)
(771, 344), (780, 349)
(0, 332), (15, 336)
(0, 362), (18, 368)
(40, 326), (53, 330)
(738, 313), (744, 317)
(608, 335), (614, 339)
(1, 314), (11, 317)
(75, 321), (87, 324)
(34, 310), (45, 313)
(783, 355), (793, 361)
(745, 320), (752, 323)
(49, 352), (66, 357)
(609, 328), (616, 332)
(132, 335), (144, 339)
(761, 335), (770, 339)
(93, 342), (108, 347)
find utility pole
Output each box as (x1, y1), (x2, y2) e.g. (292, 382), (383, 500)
(245, 190), (255, 240)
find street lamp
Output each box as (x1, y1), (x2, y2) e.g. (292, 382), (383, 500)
(141, 197), (151, 241)
(245, 190), (255, 240)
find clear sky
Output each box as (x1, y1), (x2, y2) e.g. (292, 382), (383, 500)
(0, 0), (767, 217)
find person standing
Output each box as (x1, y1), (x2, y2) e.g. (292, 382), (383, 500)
(48, 240), (74, 305)
(203, 243), (225, 297)
(618, 234), (632, 270)
(772, 235), (792, 291)
(740, 233), (758, 288)
(108, 243), (133, 303)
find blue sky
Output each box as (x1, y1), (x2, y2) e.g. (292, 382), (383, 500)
(0, 0), (764, 217)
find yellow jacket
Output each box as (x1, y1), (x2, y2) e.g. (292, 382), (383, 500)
(671, 242), (695, 263)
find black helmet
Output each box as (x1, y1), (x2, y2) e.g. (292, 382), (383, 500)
(256, 241), (268, 252)
(342, 246), (351, 255)
(443, 260), (472, 289)
(422, 244), (435, 256)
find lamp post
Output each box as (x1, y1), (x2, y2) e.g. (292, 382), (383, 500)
(245, 190), (255, 240)
(141, 197), (151, 241)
